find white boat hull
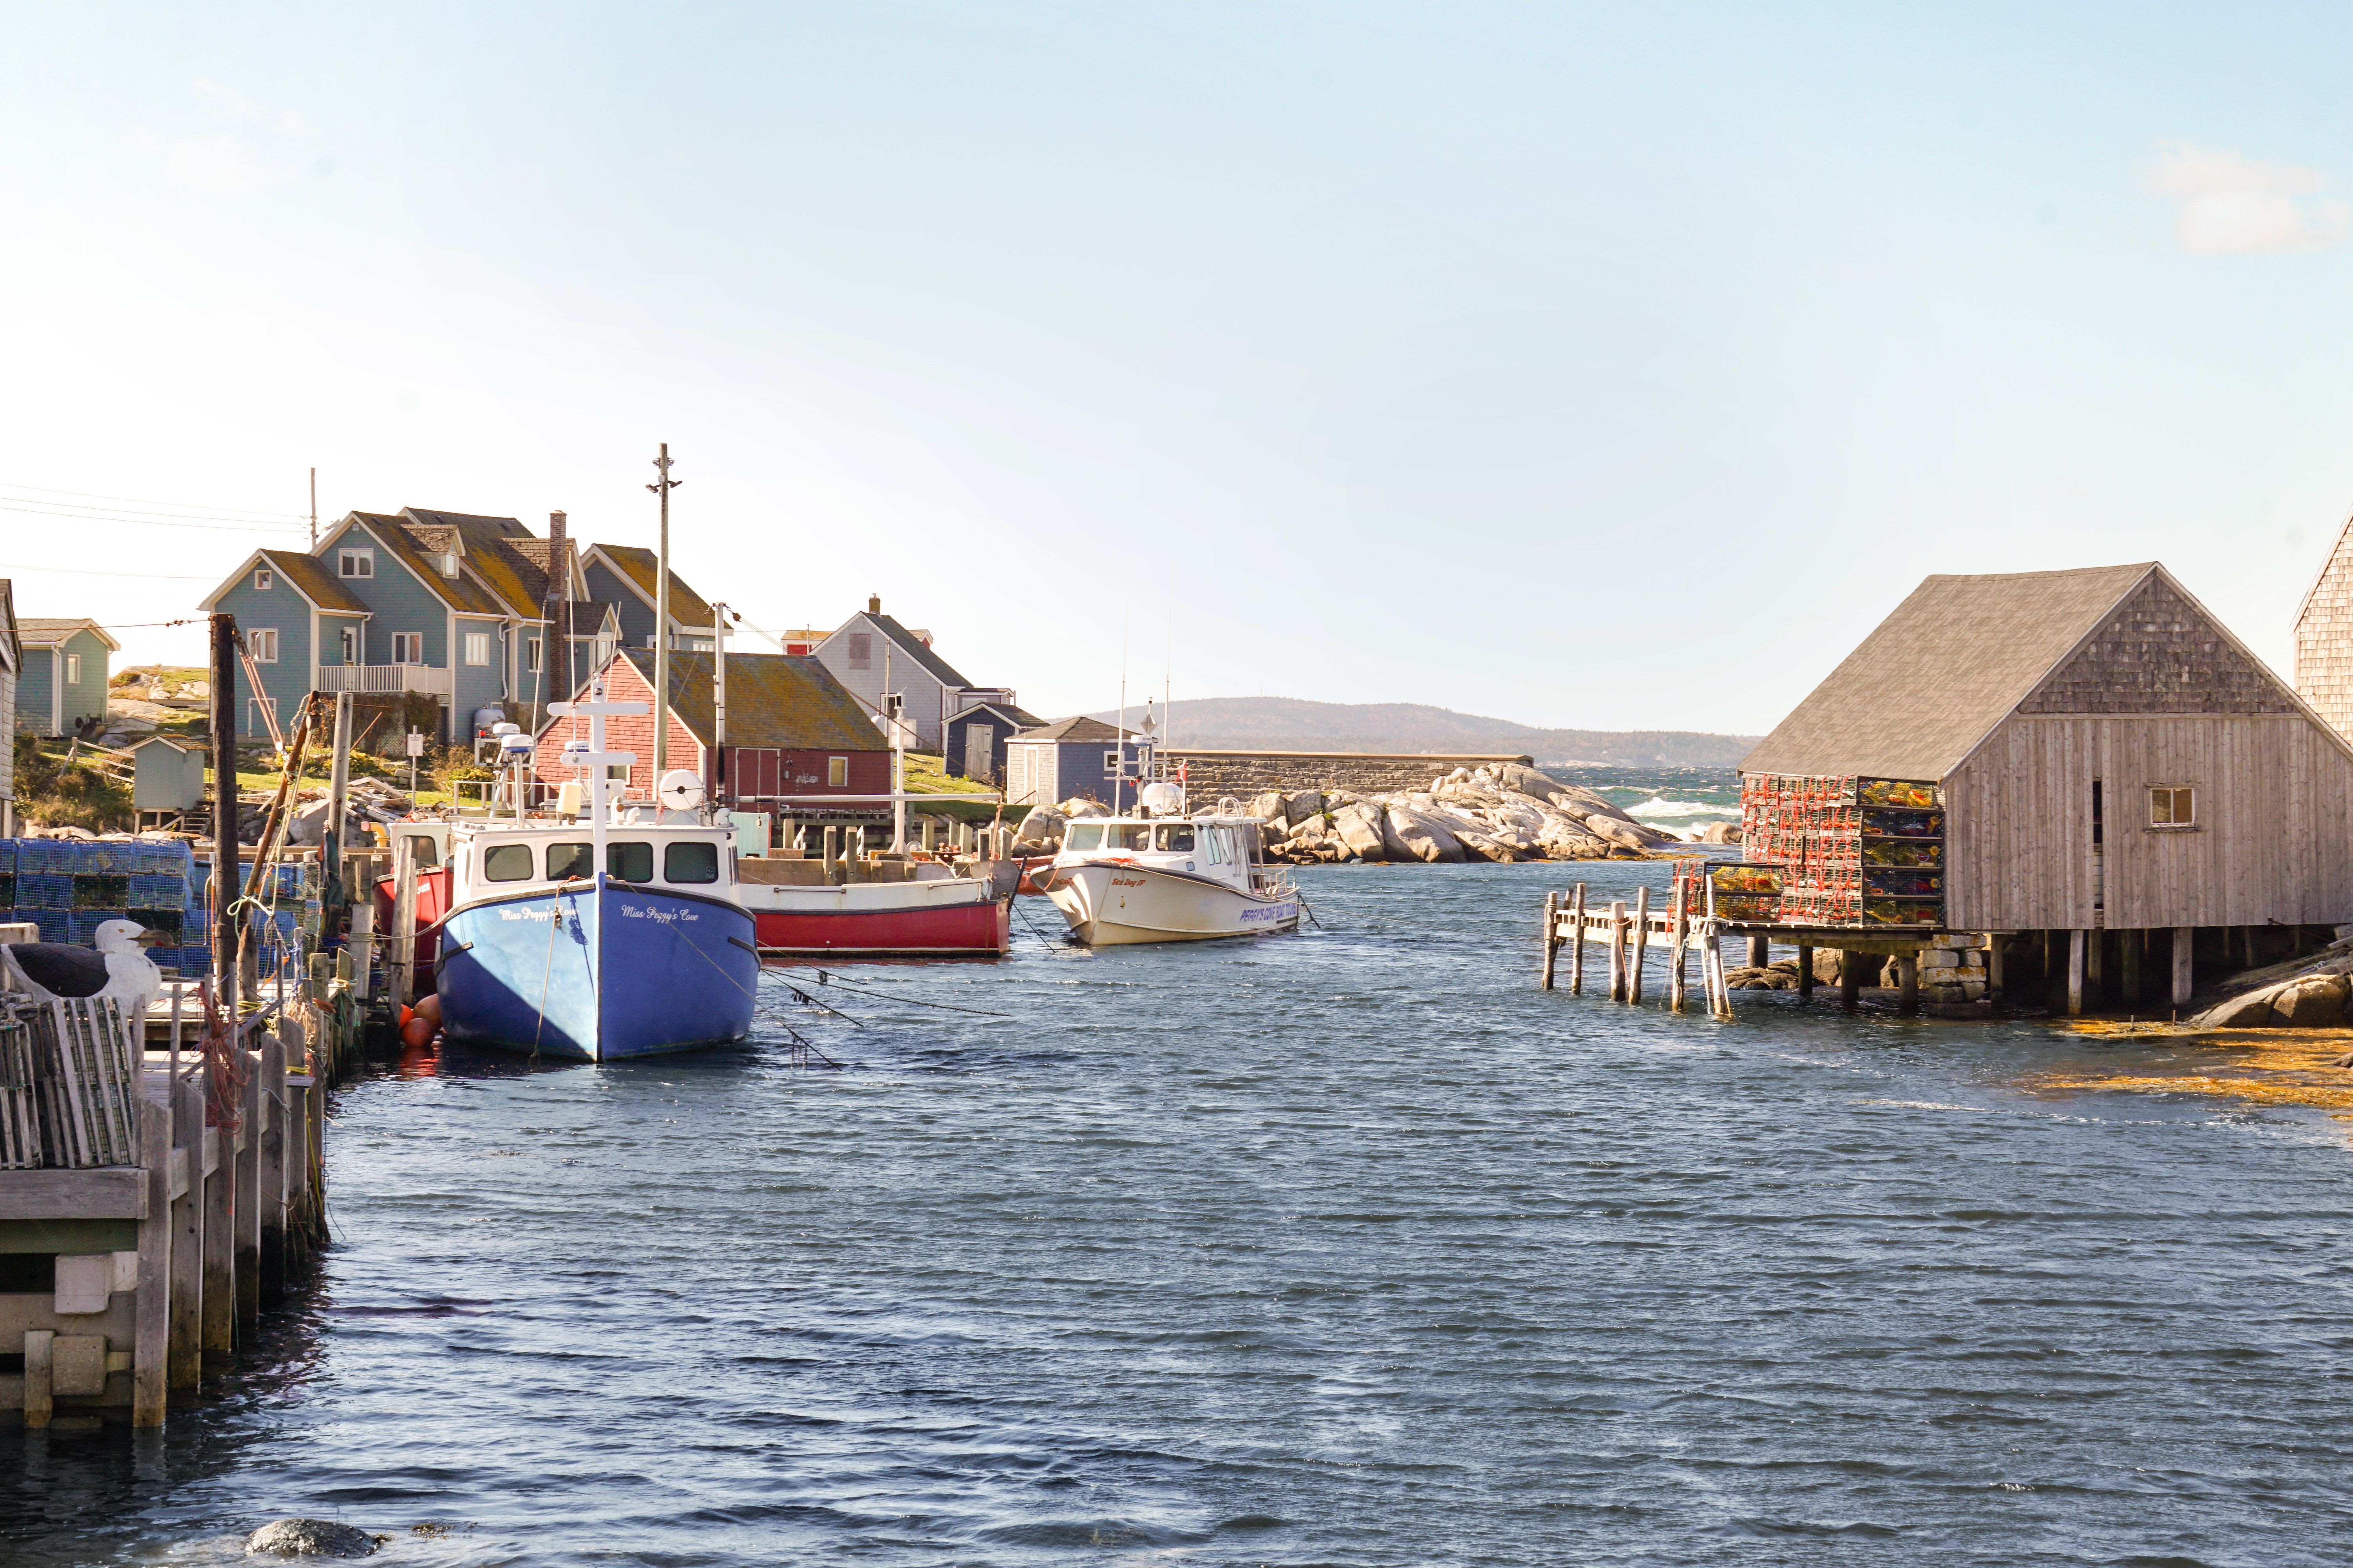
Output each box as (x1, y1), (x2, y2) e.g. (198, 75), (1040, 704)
(1044, 861), (1299, 945)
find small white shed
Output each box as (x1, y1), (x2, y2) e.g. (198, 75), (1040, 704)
(131, 735), (207, 812)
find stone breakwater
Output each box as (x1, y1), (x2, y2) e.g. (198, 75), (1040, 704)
(1015, 763), (1689, 863)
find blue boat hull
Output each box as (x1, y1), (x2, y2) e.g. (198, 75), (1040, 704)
(436, 876), (760, 1061)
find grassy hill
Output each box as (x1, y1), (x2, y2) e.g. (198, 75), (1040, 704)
(1080, 696), (1757, 768)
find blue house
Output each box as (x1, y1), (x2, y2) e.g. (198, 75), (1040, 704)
(580, 543), (717, 653)
(198, 508), (667, 745)
(15, 617), (120, 738)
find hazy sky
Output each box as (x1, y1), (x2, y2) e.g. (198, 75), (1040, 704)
(5, 4), (2353, 734)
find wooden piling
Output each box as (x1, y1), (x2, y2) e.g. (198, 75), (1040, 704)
(389, 837), (418, 1009)
(235, 1047), (262, 1335)
(1568, 883), (1587, 994)
(2120, 929), (2143, 1010)
(169, 1070), (204, 1392)
(200, 1097), (233, 1358)
(1627, 887), (1650, 1005)
(1539, 890), (1562, 989)
(1896, 953), (1919, 1016)
(2173, 925), (2194, 1011)
(2068, 929), (2086, 1017)
(134, 1085), (170, 1426)
(1840, 950), (1860, 1008)
(24, 1329), (53, 1428)
(1607, 900), (1627, 1001)
(1796, 943), (1814, 1000)
(1745, 934), (1769, 970)
(257, 1034), (286, 1302)
(1668, 882), (1689, 1014)
(1986, 938), (2004, 1001)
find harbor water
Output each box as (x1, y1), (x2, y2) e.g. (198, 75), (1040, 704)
(7, 859), (2353, 1564)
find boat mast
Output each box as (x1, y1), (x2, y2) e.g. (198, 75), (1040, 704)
(885, 642), (905, 852)
(647, 442), (681, 783)
(711, 599), (727, 817)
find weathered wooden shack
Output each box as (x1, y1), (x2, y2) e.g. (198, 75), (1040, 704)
(1738, 562), (2353, 1011)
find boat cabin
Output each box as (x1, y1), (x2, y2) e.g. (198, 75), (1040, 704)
(449, 822), (740, 902)
(1056, 815), (1265, 891)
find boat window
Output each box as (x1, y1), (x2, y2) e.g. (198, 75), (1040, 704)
(482, 842), (537, 883)
(1065, 823), (1103, 851)
(403, 834), (440, 869)
(607, 841), (655, 883)
(1155, 824), (1196, 852)
(1107, 824), (1151, 850)
(546, 841), (594, 882)
(664, 841), (720, 884)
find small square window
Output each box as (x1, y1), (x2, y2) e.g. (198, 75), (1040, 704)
(526, 637), (543, 674)
(847, 632), (872, 671)
(339, 548), (373, 579)
(65, 653), (81, 683)
(464, 632), (490, 667)
(2150, 785), (2196, 828)
(828, 756), (848, 787)
(247, 630), (278, 664)
(391, 632), (423, 664)
(254, 568), (273, 591)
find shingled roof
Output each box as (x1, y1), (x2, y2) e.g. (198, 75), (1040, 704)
(1739, 563), (2312, 780)
(617, 647), (883, 752)
(256, 549), (371, 613)
(593, 545), (714, 627)
(1013, 716), (1140, 743)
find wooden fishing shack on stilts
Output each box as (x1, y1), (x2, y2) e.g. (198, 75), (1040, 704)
(1542, 563), (2353, 1017)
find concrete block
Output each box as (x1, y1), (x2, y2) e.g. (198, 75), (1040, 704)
(1923, 950), (1962, 969)
(55, 1254), (111, 1315)
(51, 1334), (107, 1397)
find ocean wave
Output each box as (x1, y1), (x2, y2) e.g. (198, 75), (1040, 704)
(1626, 797), (1738, 820)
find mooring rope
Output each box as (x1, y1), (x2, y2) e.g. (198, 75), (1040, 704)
(767, 967), (1011, 1018)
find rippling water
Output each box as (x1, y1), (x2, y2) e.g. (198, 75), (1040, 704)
(9, 862), (2353, 1566)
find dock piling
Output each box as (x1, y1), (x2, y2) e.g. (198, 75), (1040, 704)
(134, 1090), (169, 1426)
(1896, 953), (1919, 1016)
(1668, 882), (1689, 1014)
(2172, 925), (2194, 1012)
(1627, 887), (1649, 1005)
(1606, 900), (1627, 1001)
(1567, 883), (1587, 994)
(169, 1070), (203, 1391)
(1539, 891), (1560, 990)
(2068, 929), (2086, 1017)
(1796, 943), (1814, 1000)
(1840, 950), (1860, 1008)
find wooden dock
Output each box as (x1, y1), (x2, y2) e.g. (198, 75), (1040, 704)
(2, 968), (358, 1428)
(1539, 881), (1737, 1017)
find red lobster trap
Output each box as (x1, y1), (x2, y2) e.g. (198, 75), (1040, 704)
(1733, 774), (1946, 928)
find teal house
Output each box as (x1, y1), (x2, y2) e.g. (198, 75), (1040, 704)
(15, 617), (120, 738)
(198, 508), (690, 745)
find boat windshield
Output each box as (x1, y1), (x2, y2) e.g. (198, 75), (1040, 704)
(608, 841), (655, 883)
(665, 841), (720, 884)
(547, 841), (594, 881)
(1106, 824), (1151, 850)
(1066, 824), (1103, 851)
(483, 842), (536, 883)
(1155, 824), (1195, 852)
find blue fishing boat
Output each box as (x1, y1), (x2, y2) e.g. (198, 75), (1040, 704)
(433, 689), (759, 1061)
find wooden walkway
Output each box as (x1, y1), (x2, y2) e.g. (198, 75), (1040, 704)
(1538, 882), (1736, 1018)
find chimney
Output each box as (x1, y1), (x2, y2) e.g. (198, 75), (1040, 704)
(868, 593), (881, 615)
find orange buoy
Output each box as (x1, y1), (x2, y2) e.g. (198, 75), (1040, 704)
(414, 993), (443, 1026)
(398, 1005), (414, 1029)
(400, 1015), (436, 1049)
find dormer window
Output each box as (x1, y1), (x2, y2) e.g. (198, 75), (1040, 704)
(438, 551), (460, 578)
(254, 567), (273, 591)
(339, 547), (374, 579)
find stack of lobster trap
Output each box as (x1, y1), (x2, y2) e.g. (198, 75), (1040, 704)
(1718, 773), (1947, 929)
(0, 993), (144, 1171)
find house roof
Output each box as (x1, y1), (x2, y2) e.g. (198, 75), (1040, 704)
(1011, 716), (1141, 743)
(256, 550), (372, 614)
(18, 618), (122, 652)
(1739, 562), (2312, 781)
(830, 610), (974, 690)
(131, 734), (200, 755)
(402, 508), (553, 618)
(336, 513), (510, 617)
(950, 698), (1046, 728)
(589, 545), (714, 627)
(613, 647), (886, 752)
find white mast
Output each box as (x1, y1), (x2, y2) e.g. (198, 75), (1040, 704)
(552, 676), (644, 884)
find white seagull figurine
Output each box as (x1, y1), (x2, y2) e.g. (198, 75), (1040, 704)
(0, 919), (166, 1019)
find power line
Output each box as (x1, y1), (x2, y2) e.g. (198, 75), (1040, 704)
(0, 500), (305, 533)
(0, 561), (218, 580)
(0, 481), (308, 519)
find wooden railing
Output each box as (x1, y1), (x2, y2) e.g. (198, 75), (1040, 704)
(313, 663), (453, 698)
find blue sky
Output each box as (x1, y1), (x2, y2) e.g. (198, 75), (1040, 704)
(5, 4), (2352, 734)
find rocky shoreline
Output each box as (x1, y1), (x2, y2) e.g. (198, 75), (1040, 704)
(1015, 763), (1724, 863)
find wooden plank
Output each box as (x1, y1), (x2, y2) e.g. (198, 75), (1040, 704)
(1668, 882), (1689, 1014)
(235, 1049), (261, 1334)
(0, 1167), (147, 1221)
(1606, 900), (1626, 1002)
(24, 1329), (52, 1428)
(1627, 887), (1650, 1006)
(257, 1035), (286, 1303)
(1568, 884), (1586, 996)
(1539, 891), (1559, 990)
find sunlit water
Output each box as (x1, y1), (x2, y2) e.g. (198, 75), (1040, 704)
(8, 862), (2353, 1566)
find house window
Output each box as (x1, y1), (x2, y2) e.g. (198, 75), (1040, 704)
(2150, 785), (2197, 829)
(526, 637), (543, 674)
(847, 633), (871, 671)
(391, 632), (423, 664)
(254, 568), (273, 591)
(464, 632), (490, 667)
(828, 756), (848, 788)
(338, 547), (373, 579)
(65, 653), (82, 683)
(339, 627), (358, 664)
(247, 631), (277, 664)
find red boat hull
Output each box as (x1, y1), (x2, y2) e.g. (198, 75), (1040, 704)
(752, 898), (1010, 955)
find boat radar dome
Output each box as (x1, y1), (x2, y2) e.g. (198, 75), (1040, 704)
(657, 770), (707, 812)
(1137, 780), (1185, 816)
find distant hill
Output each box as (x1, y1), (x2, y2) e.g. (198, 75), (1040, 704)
(1078, 696), (1758, 767)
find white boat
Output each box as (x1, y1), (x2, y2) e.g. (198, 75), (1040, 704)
(1039, 793), (1300, 945)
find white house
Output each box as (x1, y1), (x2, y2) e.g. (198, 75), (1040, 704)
(809, 596), (1016, 752)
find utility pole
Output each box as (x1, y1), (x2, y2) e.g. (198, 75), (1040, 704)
(646, 443), (681, 779)
(308, 467), (317, 549)
(209, 614), (240, 1014)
